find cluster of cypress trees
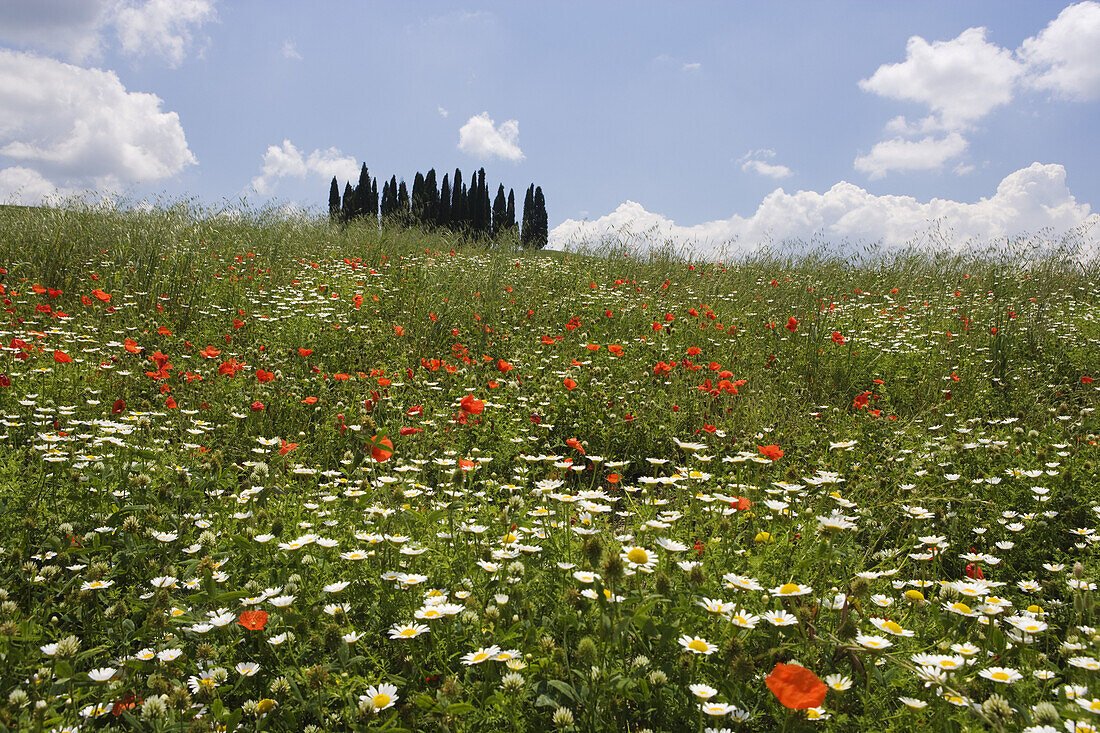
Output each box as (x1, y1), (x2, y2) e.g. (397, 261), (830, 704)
(328, 164), (548, 248)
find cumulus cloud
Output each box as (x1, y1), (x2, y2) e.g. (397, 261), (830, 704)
(859, 27), (1023, 130)
(250, 139), (359, 196)
(0, 49), (196, 194)
(0, 0), (113, 62)
(0, 0), (215, 66)
(0, 167), (70, 205)
(457, 112), (524, 162)
(114, 0), (216, 67)
(550, 163), (1098, 258)
(857, 4), (1100, 178)
(854, 132), (968, 179)
(1019, 1), (1100, 101)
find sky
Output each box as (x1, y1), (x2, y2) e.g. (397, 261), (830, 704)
(0, 0), (1098, 257)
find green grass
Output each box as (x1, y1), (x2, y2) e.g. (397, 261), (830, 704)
(0, 201), (1097, 732)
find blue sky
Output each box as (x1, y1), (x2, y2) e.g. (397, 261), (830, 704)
(0, 1), (1097, 254)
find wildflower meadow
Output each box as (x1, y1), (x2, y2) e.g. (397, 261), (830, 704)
(0, 202), (1097, 732)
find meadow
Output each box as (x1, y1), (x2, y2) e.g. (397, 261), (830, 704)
(0, 202), (1097, 732)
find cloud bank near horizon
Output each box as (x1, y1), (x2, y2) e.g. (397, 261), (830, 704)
(550, 163), (1099, 258)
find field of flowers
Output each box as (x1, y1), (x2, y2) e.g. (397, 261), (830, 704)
(0, 203), (1097, 732)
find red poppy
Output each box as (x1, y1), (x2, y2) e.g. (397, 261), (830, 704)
(199, 345), (221, 359)
(158, 326), (173, 336)
(233, 318), (245, 330)
(165, 396), (177, 409)
(399, 426), (422, 436)
(394, 325), (405, 336)
(251, 401), (264, 412)
(563, 378), (577, 391)
(256, 370), (275, 383)
(608, 345), (623, 356)
(298, 348), (313, 356)
(459, 395), (485, 415)
(301, 396), (318, 404)
(786, 316), (798, 332)
(1084, 376), (1095, 384)
(686, 346), (701, 356)
(497, 359), (513, 373)
(606, 473), (620, 484)
(279, 440), (298, 456)
(53, 350), (72, 363)
(238, 610), (269, 631)
(92, 289), (111, 302)
(766, 663), (827, 709)
(757, 444), (783, 461)
(566, 437), (585, 455)
(111, 399), (125, 414)
(369, 434), (394, 462)
(831, 331), (846, 345)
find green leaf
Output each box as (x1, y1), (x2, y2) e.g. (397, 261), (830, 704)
(547, 679), (577, 702)
(445, 702), (475, 716)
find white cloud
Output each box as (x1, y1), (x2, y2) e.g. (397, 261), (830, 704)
(438, 106), (449, 118)
(742, 160), (793, 179)
(1019, 1), (1100, 101)
(457, 112), (524, 162)
(250, 139), (359, 196)
(738, 149), (793, 179)
(114, 0), (216, 67)
(0, 0), (113, 62)
(550, 163), (1098, 259)
(0, 166), (68, 205)
(854, 132), (968, 179)
(682, 61), (702, 72)
(0, 49), (196, 192)
(857, 6), (1100, 179)
(0, 0), (215, 66)
(281, 40), (302, 60)
(859, 27), (1023, 130)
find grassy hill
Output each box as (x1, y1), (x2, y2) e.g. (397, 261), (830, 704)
(0, 203), (1097, 731)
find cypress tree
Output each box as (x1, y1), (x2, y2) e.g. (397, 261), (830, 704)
(387, 176), (398, 219)
(438, 173), (451, 229)
(533, 186), (548, 249)
(425, 169), (439, 228)
(521, 184), (534, 248)
(355, 164), (371, 220)
(341, 182), (354, 223)
(451, 169), (467, 231)
(328, 177), (340, 221)
(380, 179), (391, 221)
(370, 178), (379, 222)
(492, 184), (506, 238)
(397, 180), (410, 222)
(411, 172), (425, 225)
(479, 169), (491, 236)
(505, 189), (516, 232)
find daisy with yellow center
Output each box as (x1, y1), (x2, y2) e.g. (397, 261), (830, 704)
(870, 617), (915, 637)
(678, 635), (717, 655)
(387, 623), (429, 640)
(771, 582), (812, 597)
(978, 667), (1022, 684)
(361, 683), (398, 712)
(462, 645), (502, 665)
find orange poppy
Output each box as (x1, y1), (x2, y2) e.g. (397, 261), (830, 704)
(563, 378), (577, 391)
(92, 289), (111, 302)
(566, 437), (585, 455)
(256, 369), (275, 383)
(369, 435), (394, 462)
(199, 345), (221, 359)
(53, 350), (72, 363)
(765, 663), (827, 709)
(459, 395), (485, 415)
(298, 348), (313, 356)
(758, 444), (783, 461)
(238, 610), (268, 631)
(301, 396), (318, 404)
